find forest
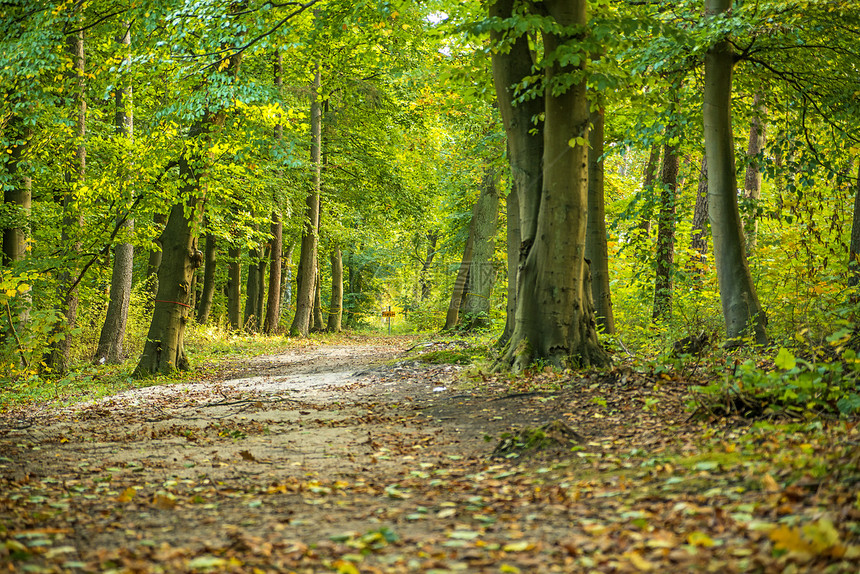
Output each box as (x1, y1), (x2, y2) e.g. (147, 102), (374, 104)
(1, 0), (860, 572)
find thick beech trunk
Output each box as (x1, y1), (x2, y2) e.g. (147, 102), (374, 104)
(226, 245), (241, 329)
(45, 26), (85, 373)
(196, 231), (217, 324)
(327, 246), (343, 332)
(743, 93), (766, 255)
(689, 156), (709, 278)
(289, 66), (321, 337)
(489, 0), (544, 255)
(96, 23), (134, 364)
(263, 212), (283, 333)
(586, 107), (615, 334)
(461, 169), (500, 331)
(497, 0), (608, 370)
(499, 184), (520, 348)
(704, 0), (767, 345)
(653, 141), (679, 320)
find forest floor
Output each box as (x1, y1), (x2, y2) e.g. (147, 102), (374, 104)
(1, 337), (859, 573)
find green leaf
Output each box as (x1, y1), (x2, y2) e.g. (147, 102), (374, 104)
(774, 348), (796, 370)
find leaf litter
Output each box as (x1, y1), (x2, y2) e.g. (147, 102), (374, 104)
(1, 339), (858, 573)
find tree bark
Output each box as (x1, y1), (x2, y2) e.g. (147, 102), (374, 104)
(289, 65), (321, 337)
(146, 212), (166, 299)
(743, 93), (766, 255)
(461, 168), (501, 331)
(848, 160), (860, 288)
(585, 107), (615, 334)
(96, 22), (134, 364)
(263, 212), (283, 333)
(704, 0), (768, 346)
(327, 246), (343, 332)
(637, 145), (661, 238)
(2, 110), (32, 329)
(444, 206), (476, 331)
(489, 0), (544, 257)
(45, 25), (86, 373)
(497, 0), (608, 370)
(689, 155), (709, 278)
(312, 265), (324, 331)
(244, 245), (263, 332)
(653, 140), (679, 321)
(226, 244), (241, 329)
(418, 232), (438, 301)
(498, 182), (520, 348)
(196, 230), (217, 324)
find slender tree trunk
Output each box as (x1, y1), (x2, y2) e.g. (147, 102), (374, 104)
(146, 212), (167, 299)
(96, 22), (134, 364)
(196, 230), (217, 324)
(638, 145), (661, 238)
(312, 265), (324, 331)
(689, 155), (709, 279)
(419, 232), (438, 301)
(327, 246), (343, 332)
(289, 65), (321, 337)
(498, 182), (520, 348)
(2, 111), (32, 329)
(704, 0), (767, 345)
(653, 140), (679, 320)
(244, 245), (262, 332)
(281, 242), (294, 313)
(586, 107), (615, 334)
(263, 212), (283, 333)
(256, 246), (267, 322)
(444, 206), (476, 331)
(848, 160), (860, 288)
(498, 0), (608, 370)
(45, 25), (86, 373)
(226, 244), (241, 329)
(743, 93), (766, 256)
(461, 169), (501, 331)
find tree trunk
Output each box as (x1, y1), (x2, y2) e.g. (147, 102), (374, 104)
(489, 0), (544, 259)
(418, 232), (438, 301)
(848, 160), (860, 288)
(45, 25), (86, 373)
(263, 212), (283, 333)
(244, 246), (262, 332)
(196, 230), (217, 324)
(226, 244), (241, 329)
(743, 93), (766, 256)
(585, 107), (615, 334)
(498, 0), (608, 370)
(312, 265), (324, 331)
(461, 169), (500, 331)
(444, 206), (476, 331)
(281, 242), (294, 313)
(327, 246), (343, 332)
(653, 140), (679, 321)
(2, 111), (32, 329)
(96, 23), (135, 364)
(689, 155), (709, 278)
(704, 0), (768, 346)
(637, 145), (661, 238)
(289, 65), (321, 337)
(498, 182), (520, 348)
(146, 212), (167, 299)
(134, 48), (242, 375)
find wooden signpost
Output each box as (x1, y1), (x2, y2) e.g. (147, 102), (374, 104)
(382, 306), (395, 334)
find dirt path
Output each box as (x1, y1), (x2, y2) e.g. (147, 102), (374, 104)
(1, 340), (858, 573)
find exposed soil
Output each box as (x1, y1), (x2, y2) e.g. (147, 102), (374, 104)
(1, 338), (858, 573)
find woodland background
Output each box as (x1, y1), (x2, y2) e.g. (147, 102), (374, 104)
(1, 0), (860, 415)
